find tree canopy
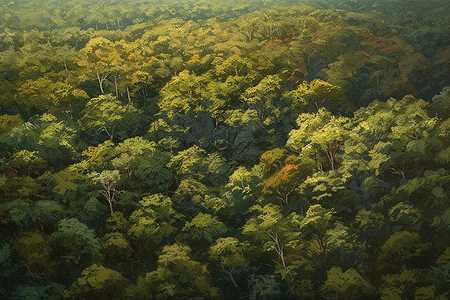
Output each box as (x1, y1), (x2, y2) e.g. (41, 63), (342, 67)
(1, 0), (450, 299)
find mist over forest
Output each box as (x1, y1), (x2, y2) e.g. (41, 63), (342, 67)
(1, 0), (450, 299)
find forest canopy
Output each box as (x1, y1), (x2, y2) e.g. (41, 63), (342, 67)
(1, 0), (450, 299)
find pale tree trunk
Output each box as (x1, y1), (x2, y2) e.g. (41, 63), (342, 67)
(97, 71), (109, 94)
(269, 231), (286, 269)
(115, 76), (119, 98)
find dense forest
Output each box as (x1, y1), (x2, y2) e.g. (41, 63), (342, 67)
(1, 0), (450, 299)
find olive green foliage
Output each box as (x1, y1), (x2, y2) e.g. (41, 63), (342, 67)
(1, 0), (450, 299)
(128, 194), (182, 246)
(127, 243), (220, 300)
(64, 264), (129, 300)
(183, 212), (227, 243)
(54, 218), (101, 261)
(78, 94), (139, 140)
(322, 266), (375, 299)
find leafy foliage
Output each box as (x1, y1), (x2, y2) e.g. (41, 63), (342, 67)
(128, 194), (182, 246)
(54, 218), (101, 261)
(64, 264), (128, 300)
(1, 1), (450, 299)
(322, 266), (375, 299)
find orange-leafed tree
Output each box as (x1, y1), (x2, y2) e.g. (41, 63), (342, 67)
(262, 156), (312, 206)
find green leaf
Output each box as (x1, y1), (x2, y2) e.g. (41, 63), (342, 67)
(55, 218), (100, 259)
(67, 264), (129, 299)
(12, 283), (64, 300)
(78, 94), (138, 140)
(322, 266), (375, 297)
(128, 194), (181, 245)
(5, 199), (37, 228)
(34, 200), (65, 224)
(0, 242), (11, 264)
(378, 231), (430, 262)
(183, 213), (227, 243)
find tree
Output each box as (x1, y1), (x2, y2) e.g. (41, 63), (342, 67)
(126, 243), (220, 300)
(64, 264), (129, 300)
(11, 283), (64, 300)
(77, 37), (124, 94)
(262, 159), (313, 206)
(8, 150), (47, 177)
(88, 170), (123, 214)
(248, 274), (281, 300)
(168, 145), (229, 187)
(388, 202), (423, 231)
(53, 218), (100, 263)
(34, 200), (66, 227)
(0, 114), (23, 134)
(349, 95), (438, 176)
(287, 108), (350, 171)
(221, 165), (265, 220)
(78, 94), (139, 141)
(285, 79), (341, 111)
(4, 199), (37, 229)
(13, 231), (53, 281)
(242, 204), (307, 278)
(182, 213), (227, 244)
(430, 247), (450, 286)
(209, 237), (249, 289)
(1, 113), (80, 170)
(379, 268), (419, 300)
(240, 74), (282, 124)
(72, 136), (173, 195)
(378, 230), (431, 263)
(100, 232), (132, 263)
(16, 74), (88, 115)
(321, 266), (375, 299)
(158, 70), (209, 120)
(128, 194), (182, 247)
(299, 204), (335, 255)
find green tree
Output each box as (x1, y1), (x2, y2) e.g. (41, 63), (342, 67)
(388, 202), (423, 231)
(1, 113), (79, 169)
(240, 74), (282, 125)
(221, 165), (265, 220)
(378, 231), (430, 264)
(158, 70), (209, 120)
(34, 200), (66, 227)
(4, 199), (37, 229)
(168, 145), (229, 187)
(78, 94), (138, 141)
(248, 274), (281, 300)
(379, 268), (419, 300)
(242, 204), (306, 277)
(126, 243), (220, 300)
(88, 170), (123, 214)
(299, 204), (335, 255)
(8, 150), (47, 177)
(287, 108), (350, 171)
(209, 237), (249, 288)
(100, 232), (132, 263)
(182, 213), (227, 244)
(64, 264), (129, 300)
(0, 114), (23, 134)
(53, 218), (100, 263)
(128, 194), (182, 247)
(71, 136), (173, 194)
(285, 79), (341, 111)
(13, 231), (54, 281)
(321, 266), (375, 299)
(12, 283), (64, 300)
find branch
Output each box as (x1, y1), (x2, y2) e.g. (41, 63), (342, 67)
(389, 167), (405, 178)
